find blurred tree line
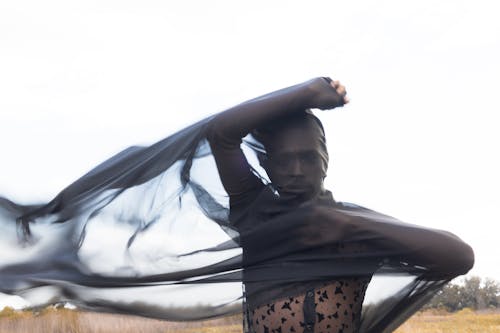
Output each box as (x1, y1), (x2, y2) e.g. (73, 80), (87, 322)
(425, 276), (499, 311)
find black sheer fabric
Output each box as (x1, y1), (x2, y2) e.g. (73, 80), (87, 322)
(0, 79), (473, 332)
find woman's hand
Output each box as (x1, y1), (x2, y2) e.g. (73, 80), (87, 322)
(308, 77), (349, 110)
(331, 80), (349, 104)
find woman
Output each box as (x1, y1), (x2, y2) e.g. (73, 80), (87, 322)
(207, 77), (474, 333)
(0, 77), (473, 333)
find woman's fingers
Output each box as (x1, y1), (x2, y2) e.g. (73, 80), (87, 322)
(334, 83), (346, 96)
(330, 80), (349, 104)
(311, 77), (349, 109)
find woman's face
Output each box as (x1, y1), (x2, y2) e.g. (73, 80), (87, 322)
(263, 125), (327, 201)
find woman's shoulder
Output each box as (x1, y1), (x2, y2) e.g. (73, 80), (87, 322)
(334, 201), (369, 210)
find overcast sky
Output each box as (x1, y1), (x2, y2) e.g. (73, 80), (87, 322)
(1, 0), (499, 286)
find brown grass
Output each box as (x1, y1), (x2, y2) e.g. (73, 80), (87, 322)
(1, 306), (499, 332)
(0, 307), (241, 333)
(394, 308), (500, 333)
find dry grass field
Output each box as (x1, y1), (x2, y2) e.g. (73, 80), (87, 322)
(0, 306), (499, 332)
(0, 307), (241, 333)
(394, 308), (500, 333)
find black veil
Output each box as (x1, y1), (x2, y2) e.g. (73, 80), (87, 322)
(0, 113), (472, 332)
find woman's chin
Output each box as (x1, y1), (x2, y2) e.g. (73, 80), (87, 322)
(278, 188), (315, 202)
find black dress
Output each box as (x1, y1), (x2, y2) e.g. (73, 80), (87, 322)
(0, 79), (474, 333)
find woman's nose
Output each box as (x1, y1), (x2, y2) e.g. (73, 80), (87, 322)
(287, 158), (304, 176)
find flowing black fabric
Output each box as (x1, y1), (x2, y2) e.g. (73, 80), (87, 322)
(0, 83), (473, 332)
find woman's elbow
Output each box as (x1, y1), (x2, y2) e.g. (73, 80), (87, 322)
(450, 241), (475, 275)
(429, 237), (475, 279)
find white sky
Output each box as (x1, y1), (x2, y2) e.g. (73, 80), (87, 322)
(0, 0), (499, 283)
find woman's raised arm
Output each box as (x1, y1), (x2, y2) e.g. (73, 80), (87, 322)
(210, 77), (347, 140)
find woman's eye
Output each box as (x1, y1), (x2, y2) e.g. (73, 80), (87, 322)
(300, 153), (318, 164)
(275, 157), (291, 166)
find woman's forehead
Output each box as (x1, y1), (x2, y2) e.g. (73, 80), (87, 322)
(267, 126), (323, 153)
